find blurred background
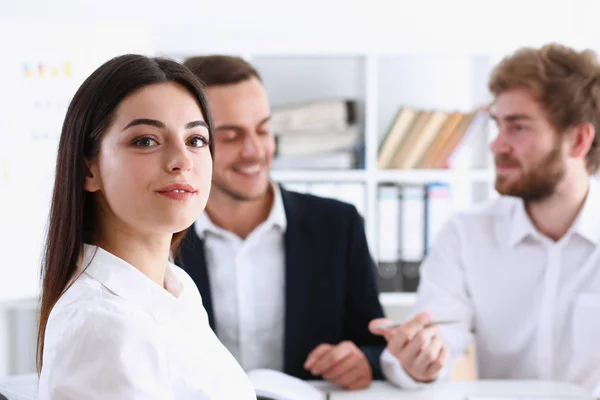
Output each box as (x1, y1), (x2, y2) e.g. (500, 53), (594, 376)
(1, 0), (599, 377)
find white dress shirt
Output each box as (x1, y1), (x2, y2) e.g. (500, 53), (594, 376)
(39, 244), (256, 400)
(382, 179), (600, 396)
(195, 183), (287, 372)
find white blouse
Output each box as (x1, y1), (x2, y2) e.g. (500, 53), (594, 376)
(38, 244), (256, 400)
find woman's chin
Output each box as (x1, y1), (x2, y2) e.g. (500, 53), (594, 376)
(154, 217), (198, 236)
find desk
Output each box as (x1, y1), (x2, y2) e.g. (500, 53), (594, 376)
(0, 374), (595, 400)
(310, 380), (594, 399)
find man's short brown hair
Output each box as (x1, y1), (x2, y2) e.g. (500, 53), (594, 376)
(489, 42), (600, 173)
(183, 55), (261, 87)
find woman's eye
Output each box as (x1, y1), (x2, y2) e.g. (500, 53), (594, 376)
(187, 136), (208, 148)
(132, 137), (158, 147)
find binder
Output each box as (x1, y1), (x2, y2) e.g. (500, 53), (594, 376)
(399, 185), (426, 262)
(376, 183), (455, 292)
(424, 182), (453, 254)
(376, 184), (426, 292)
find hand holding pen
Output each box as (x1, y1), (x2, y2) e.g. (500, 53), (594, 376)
(369, 312), (454, 383)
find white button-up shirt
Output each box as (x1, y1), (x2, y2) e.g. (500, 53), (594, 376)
(382, 179), (600, 396)
(39, 244), (256, 400)
(195, 183), (287, 372)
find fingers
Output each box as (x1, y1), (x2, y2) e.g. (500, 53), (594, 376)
(331, 363), (371, 390)
(304, 343), (333, 371)
(345, 375), (371, 390)
(368, 318), (393, 335)
(425, 342), (448, 377)
(396, 329), (448, 383)
(398, 325), (439, 362)
(306, 343), (348, 376)
(401, 312), (432, 337)
(305, 342), (373, 390)
(321, 350), (354, 381)
(371, 312), (433, 345)
(413, 333), (443, 375)
(368, 318), (396, 341)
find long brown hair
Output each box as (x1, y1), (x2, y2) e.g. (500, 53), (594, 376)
(37, 54), (214, 372)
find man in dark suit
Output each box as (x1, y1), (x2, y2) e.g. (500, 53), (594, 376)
(180, 55), (386, 389)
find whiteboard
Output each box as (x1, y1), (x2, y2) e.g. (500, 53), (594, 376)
(0, 20), (153, 303)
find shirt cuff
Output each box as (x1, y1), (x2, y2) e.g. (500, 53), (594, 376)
(380, 348), (441, 390)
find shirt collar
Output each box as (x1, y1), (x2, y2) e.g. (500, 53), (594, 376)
(195, 181), (287, 239)
(569, 178), (600, 245)
(82, 244), (182, 317)
(508, 179), (600, 247)
(507, 198), (539, 247)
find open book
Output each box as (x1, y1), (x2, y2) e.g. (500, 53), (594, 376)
(247, 369), (406, 400)
(248, 369), (328, 400)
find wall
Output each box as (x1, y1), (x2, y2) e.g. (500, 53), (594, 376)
(2, 0), (600, 55)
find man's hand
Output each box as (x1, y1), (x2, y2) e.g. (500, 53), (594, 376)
(369, 312), (448, 383)
(304, 341), (372, 390)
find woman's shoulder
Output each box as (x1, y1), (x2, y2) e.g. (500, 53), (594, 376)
(46, 275), (158, 346)
(43, 298), (162, 370)
(53, 270), (149, 315)
(40, 287), (171, 399)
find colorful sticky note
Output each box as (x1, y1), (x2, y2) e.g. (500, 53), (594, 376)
(64, 62), (72, 77)
(23, 64), (32, 77)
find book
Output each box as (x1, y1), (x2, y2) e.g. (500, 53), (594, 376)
(248, 369), (327, 400)
(248, 369), (408, 400)
(417, 111), (465, 168)
(393, 110), (448, 169)
(274, 125), (361, 157)
(270, 99), (357, 133)
(272, 151), (356, 170)
(388, 110), (433, 169)
(377, 107), (418, 169)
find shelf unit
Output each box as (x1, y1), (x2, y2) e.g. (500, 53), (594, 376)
(250, 51), (497, 252)
(167, 50), (502, 305)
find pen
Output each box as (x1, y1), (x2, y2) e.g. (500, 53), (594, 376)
(375, 319), (460, 330)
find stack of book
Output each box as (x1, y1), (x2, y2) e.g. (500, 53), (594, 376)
(270, 99), (362, 169)
(378, 107), (487, 170)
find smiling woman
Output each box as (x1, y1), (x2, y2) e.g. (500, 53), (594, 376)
(36, 54), (256, 400)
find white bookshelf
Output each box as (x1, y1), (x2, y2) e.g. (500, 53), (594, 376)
(251, 51), (497, 251)
(167, 50), (501, 305)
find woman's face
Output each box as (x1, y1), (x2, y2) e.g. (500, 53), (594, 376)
(85, 82), (212, 237)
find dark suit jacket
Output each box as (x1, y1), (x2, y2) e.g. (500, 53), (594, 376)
(178, 185), (387, 380)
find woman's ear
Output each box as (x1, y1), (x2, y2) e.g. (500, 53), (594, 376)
(83, 158), (101, 193)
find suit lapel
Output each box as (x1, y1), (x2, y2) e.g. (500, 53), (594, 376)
(179, 228), (216, 330)
(281, 188), (314, 374)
